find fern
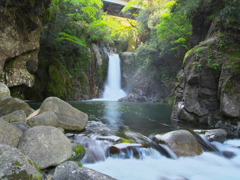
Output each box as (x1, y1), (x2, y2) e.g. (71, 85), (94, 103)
(58, 32), (87, 47)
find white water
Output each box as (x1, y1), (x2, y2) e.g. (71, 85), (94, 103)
(102, 54), (126, 101)
(84, 139), (240, 180)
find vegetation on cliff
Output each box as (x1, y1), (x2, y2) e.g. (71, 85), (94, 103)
(10, 0), (238, 102)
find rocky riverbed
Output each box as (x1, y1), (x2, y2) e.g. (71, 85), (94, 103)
(0, 82), (235, 180)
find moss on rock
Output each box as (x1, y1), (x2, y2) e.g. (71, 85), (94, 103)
(71, 144), (86, 161)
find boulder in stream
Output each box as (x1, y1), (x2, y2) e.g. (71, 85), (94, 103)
(53, 161), (116, 180)
(155, 130), (202, 157)
(0, 144), (42, 180)
(52, 161), (79, 180)
(18, 126), (73, 169)
(0, 119), (23, 147)
(69, 167), (116, 180)
(39, 97), (88, 131)
(109, 143), (146, 159)
(194, 129), (227, 143)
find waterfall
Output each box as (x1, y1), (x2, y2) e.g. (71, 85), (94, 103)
(102, 54), (126, 101)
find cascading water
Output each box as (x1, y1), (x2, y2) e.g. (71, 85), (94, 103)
(102, 54), (126, 101)
(83, 138), (240, 180)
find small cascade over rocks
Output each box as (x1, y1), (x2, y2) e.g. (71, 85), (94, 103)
(68, 127), (176, 164)
(83, 136), (240, 180)
(102, 54), (127, 101)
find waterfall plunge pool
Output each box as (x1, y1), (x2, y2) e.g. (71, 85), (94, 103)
(28, 101), (240, 180)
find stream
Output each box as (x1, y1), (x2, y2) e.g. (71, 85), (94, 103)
(29, 101), (240, 180)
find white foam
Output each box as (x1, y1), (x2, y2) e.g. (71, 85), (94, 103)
(85, 140), (240, 180)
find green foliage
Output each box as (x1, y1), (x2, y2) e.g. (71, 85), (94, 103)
(79, 71), (88, 94)
(209, 63), (220, 70)
(103, 16), (137, 43)
(58, 32), (87, 47)
(87, 20), (113, 44)
(196, 47), (203, 52)
(157, 1), (192, 55)
(47, 65), (67, 99)
(198, 64), (202, 71)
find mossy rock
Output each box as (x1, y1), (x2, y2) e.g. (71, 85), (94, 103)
(71, 144), (86, 161)
(119, 137), (131, 144)
(0, 144), (42, 180)
(79, 71), (88, 95)
(47, 65), (68, 99)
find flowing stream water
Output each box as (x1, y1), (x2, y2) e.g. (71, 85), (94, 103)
(29, 101), (240, 180)
(28, 54), (240, 180)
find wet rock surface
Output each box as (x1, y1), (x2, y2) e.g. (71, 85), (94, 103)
(194, 129), (227, 143)
(155, 130), (202, 157)
(109, 143), (146, 159)
(72, 135), (108, 164)
(69, 167), (116, 180)
(53, 161), (117, 180)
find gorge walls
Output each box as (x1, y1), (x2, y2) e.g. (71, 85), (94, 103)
(171, 3), (240, 137)
(0, 0), (51, 98)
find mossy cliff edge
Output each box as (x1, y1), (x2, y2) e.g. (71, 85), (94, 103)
(0, 0), (109, 101)
(0, 0), (51, 99)
(172, 13), (240, 137)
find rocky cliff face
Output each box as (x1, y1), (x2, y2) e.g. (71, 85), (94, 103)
(172, 13), (240, 137)
(0, 0), (110, 101)
(0, 0), (50, 98)
(119, 51), (181, 103)
(24, 43), (111, 101)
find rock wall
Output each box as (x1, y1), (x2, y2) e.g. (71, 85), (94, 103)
(0, 0), (50, 98)
(119, 52), (180, 103)
(24, 43), (110, 101)
(171, 14), (240, 137)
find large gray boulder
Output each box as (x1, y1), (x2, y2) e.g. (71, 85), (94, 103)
(18, 126), (73, 169)
(0, 119), (23, 147)
(53, 161), (116, 180)
(39, 97), (88, 131)
(27, 111), (59, 127)
(69, 167), (116, 180)
(0, 83), (10, 98)
(194, 129), (227, 143)
(1, 110), (27, 123)
(53, 161), (79, 180)
(0, 144), (42, 180)
(0, 96), (34, 117)
(11, 122), (31, 133)
(155, 130), (202, 157)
